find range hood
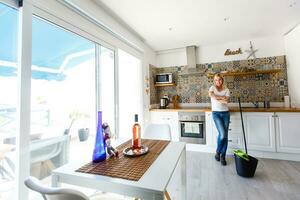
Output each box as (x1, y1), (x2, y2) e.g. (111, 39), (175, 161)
(178, 46), (206, 76)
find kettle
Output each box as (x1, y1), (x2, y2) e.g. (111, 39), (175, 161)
(160, 95), (170, 109)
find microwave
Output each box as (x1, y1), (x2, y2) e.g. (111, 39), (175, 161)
(155, 73), (173, 84)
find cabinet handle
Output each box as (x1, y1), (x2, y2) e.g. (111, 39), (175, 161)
(228, 128), (232, 131)
(228, 139), (233, 142)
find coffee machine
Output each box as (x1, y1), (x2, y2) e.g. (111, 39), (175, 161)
(160, 95), (170, 109)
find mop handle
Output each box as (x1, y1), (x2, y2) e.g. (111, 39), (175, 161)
(238, 98), (248, 154)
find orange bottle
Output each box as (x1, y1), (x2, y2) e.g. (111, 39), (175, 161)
(132, 114), (141, 149)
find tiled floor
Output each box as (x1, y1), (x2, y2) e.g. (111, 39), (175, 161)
(186, 152), (300, 200)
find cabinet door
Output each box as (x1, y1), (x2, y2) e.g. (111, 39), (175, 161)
(150, 111), (179, 141)
(205, 112), (214, 146)
(244, 112), (276, 152)
(167, 113), (179, 141)
(208, 112), (243, 150)
(276, 113), (300, 153)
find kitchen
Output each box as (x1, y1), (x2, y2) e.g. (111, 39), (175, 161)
(149, 47), (300, 156)
(134, 0), (300, 199)
(1, 0), (300, 200)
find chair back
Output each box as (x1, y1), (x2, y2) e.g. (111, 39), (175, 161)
(144, 123), (172, 140)
(24, 176), (89, 200)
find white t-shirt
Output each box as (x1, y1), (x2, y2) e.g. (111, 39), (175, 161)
(209, 85), (230, 111)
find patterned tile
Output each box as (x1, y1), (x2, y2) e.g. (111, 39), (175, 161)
(151, 55), (288, 103)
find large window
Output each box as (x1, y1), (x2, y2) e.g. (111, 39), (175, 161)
(30, 16), (96, 181)
(100, 46), (115, 136)
(0, 1), (143, 199)
(118, 49), (142, 138)
(0, 2), (18, 199)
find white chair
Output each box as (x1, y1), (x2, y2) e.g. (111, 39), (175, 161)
(143, 123), (172, 141)
(24, 176), (89, 200)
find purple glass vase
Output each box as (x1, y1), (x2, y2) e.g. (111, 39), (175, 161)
(92, 111), (106, 163)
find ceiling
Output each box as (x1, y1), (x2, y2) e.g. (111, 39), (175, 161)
(95, 0), (300, 51)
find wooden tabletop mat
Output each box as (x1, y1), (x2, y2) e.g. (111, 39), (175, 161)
(76, 139), (170, 181)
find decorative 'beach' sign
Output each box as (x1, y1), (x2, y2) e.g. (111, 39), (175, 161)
(224, 48), (242, 56)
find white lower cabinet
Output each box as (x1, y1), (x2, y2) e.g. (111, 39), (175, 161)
(208, 111), (300, 155)
(150, 110), (300, 157)
(150, 111), (179, 141)
(208, 112), (276, 152)
(205, 112), (214, 146)
(206, 112), (244, 150)
(243, 112), (276, 152)
(228, 113), (244, 150)
(276, 113), (300, 153)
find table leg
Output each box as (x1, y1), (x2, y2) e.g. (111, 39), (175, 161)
(51, 174), (61, 187)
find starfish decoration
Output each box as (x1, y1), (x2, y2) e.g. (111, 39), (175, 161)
(245, 41), (258, 59)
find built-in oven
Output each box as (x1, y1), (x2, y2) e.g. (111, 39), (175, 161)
(179, 112), (206, 144)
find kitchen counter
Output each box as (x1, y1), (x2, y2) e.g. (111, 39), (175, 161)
(150, 107), (300, 112)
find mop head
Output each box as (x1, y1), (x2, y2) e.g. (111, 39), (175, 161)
(234, 150), (249, 161)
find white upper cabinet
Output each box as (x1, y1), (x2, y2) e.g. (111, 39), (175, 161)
(276, 113), (300, 153)
(243, 112), (276, 152)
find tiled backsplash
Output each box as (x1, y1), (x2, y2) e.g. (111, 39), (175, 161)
(150, 55), (288, 104)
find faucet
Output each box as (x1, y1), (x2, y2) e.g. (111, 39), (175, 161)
(252, 101), (259, 108)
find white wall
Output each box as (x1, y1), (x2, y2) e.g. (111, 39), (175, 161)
(285, 24), (300, 107)
(156, 48), (187, 67)
(142, 45), (156, 126)
(156, 35), (285, 66)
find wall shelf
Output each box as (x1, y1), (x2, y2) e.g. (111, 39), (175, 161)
(207, 69), (282, 77)
(154, 83), (176, 87)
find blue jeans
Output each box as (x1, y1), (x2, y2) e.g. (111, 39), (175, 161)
(212, 111), (230, 157)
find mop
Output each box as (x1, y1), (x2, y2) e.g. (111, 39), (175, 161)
(233, 97), (258, 177)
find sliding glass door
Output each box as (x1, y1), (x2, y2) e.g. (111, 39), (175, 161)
(118, 49), (142, 138)
(30, 16), (97, 185)
(0, 2), (18, 199)
(0, 1), (142, 199)
(99, 46), (116, 136)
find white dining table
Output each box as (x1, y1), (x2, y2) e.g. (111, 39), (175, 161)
(51, 140), (186, 200)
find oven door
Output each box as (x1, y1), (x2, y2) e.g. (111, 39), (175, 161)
(179, 121), (205, 144)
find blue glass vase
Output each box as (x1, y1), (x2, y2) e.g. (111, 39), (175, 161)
(92, 111), (106, 163)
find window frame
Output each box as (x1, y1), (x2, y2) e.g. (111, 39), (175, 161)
(0, 0), (17, 8)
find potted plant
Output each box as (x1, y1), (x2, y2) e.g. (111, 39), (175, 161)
(64, 110), (90, 142)
(78, 127), (89, 142)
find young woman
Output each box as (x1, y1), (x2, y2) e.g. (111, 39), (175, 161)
(208, 74), (230, 166)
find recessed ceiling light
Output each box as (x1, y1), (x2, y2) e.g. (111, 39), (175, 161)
(224, 17), (230, 22)
(289, 1), (296, 7)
